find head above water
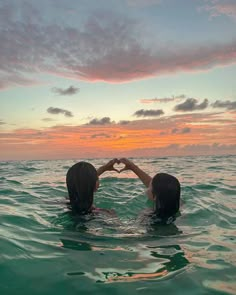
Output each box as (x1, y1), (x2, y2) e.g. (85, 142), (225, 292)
(151, 173), (180, 219)
(66, 162), (99, 214)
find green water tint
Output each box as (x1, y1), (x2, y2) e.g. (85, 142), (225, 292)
(0, 156), (236, 294)
(61, 238), (189, 283)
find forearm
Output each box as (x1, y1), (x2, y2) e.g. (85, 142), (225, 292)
(130, 163), (152, 187)
(97, 165), (106, 177)
(97, 158), (119, 176)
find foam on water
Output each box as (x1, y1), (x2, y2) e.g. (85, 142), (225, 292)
(0, 155), (236, 294)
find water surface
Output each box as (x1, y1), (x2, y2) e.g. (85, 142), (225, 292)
(0, 155), (236, 294)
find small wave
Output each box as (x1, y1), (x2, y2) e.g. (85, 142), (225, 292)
(7, 179), (22, 185)
(17, 166), (39, 172)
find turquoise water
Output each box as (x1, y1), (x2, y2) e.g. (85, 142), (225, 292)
(0, 155), (236, 294)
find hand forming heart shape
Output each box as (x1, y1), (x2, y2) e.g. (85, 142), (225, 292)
(113, 162), (126, 173)
(104, 158), (129, 173)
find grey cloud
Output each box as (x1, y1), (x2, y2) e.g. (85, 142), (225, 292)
(119, 120), (130, 125)
(42, 118), (56, 122)
(87, 118), (130, 125)
(140, 97), (174, 104)
(0, 120), (6, 125)
(211, 100), (236, 110)
(47, 107), (73, 117)
(91, 133), (111, 138)
(134, 109), (164, 117)
(172, 128), (178, 134)
(52, 86), (80, 96)
(87, 117), (113, 125)
(181, 127), (191, 134)
(140, 95), (186, 104)
(174, 98), (209, 112)
(171, 127), (191, 134)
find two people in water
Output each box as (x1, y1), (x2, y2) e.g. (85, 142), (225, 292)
(66, 158), (180, 224)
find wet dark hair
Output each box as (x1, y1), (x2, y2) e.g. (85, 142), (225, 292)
(66, 162), (98, 215)
(152, 173), (180, 220)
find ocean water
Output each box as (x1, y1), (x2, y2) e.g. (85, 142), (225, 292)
(0, 155), (236, 295)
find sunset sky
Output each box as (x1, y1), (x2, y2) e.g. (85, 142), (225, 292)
(0, 0), (236, 160)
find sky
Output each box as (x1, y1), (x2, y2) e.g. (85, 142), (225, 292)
(0, 0), (236, 160)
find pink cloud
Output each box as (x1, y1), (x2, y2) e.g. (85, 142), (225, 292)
(140, 95), (186, 104)
(205, 1), (236, 20)
(0, 3), (236, 88)
(0, 74), (41, 90)
(66, 41), (236, 83)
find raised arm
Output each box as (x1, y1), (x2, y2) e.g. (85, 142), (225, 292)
(119, 158), (152, 188)
(97, 158), (119, 177)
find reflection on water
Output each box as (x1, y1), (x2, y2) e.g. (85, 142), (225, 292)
(58, 214), (189, 284)
(61, 238), (189, 284)
(99, 244), (189, 284)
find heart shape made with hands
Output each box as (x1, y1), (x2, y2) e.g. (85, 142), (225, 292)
(113, 162), (126, 173)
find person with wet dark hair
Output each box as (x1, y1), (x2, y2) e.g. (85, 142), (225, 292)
(119, 158), (181, 223)
(66, 159), (119, 215)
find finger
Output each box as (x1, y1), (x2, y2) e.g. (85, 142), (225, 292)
(114, 158), (120, 164)
(111, 158), (120, 164)
(111, 166), (119, 172)
(108, 159), (116, 167)
(116, 158), (121, 164)
(106, 160), (112, 166)
(119, 167), (127, 173)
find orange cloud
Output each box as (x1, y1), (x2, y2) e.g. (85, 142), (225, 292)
(0, 112), (235, 160)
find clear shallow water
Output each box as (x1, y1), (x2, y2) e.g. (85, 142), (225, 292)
(0, 155), (236, 295)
